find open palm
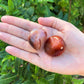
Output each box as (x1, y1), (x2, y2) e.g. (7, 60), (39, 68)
(0, 16), (84, 75)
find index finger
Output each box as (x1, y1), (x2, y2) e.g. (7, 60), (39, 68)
(38, 17), (69, 31)
(1, 16), (43, 31)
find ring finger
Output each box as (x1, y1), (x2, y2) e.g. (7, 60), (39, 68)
(0, 22), (29, 40)
(0, 32), (37, 53)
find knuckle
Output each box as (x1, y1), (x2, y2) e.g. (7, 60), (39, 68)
(67, 22), (72, 25)
(22, 41), (28, 49)
(20, 29), (26, 37)
(49, 16), (56, 19)
(8, 25), (12, 30)
(66, 22), (74, 27)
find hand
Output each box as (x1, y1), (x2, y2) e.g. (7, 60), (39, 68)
(0, 16), (84, 75)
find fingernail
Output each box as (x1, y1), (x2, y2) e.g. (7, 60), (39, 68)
(39, 17), (44, 19)
(1, 15), (9, 21)
(38, 17), (45, 21)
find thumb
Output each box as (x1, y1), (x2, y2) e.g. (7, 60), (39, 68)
(38, 17), (68, 31)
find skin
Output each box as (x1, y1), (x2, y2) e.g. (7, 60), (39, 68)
(0, 16), (84, 75)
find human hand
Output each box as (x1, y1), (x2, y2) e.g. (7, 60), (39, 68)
(0, 16), (84, 75)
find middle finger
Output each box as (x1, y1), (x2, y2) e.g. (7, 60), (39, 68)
(0, 32), (37, 53)
(0, 22), (29, 40)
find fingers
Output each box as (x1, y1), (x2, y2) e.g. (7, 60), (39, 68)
(0, 32), (37, 53)
(6, 46), (40, 66)
(1, 16), (43, 31)
(38, 17), (68, 31)
(0, 23), (29, 40)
